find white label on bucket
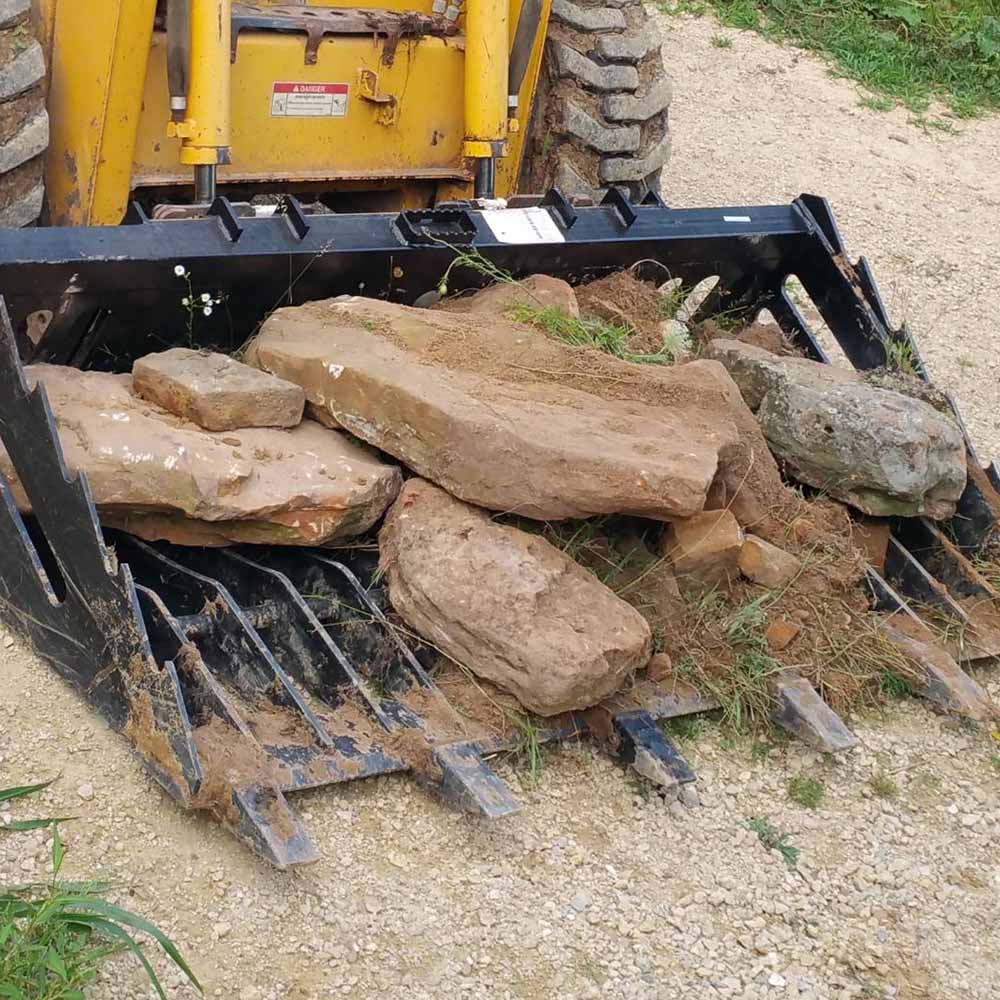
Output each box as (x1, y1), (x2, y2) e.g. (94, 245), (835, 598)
(482, 207), (566, 244)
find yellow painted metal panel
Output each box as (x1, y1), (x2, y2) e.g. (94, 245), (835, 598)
(497, 0), (552, 197)
(463, 0), (509, 149)
(132, 32), (469, 187)
(45, 0), (156, 225)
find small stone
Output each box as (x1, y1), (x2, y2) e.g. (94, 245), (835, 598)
(661, 509), (744, 589)
(646, 652), (673, 683)
(960, 813), (980, 827)
(570, 891), (591, 912)
(739, 535), (802, 588)
(2, 635), (12, 648)
(678, 783), (700, 808)
(765, 619), (801, 651)
(768, 972), (787, 988)
(213, 921), (231, 939)
(77, 782), (94, 801)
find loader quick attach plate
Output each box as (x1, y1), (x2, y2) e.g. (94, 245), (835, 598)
(0, 190), (998, 865)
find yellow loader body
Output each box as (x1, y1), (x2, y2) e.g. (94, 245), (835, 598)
(32, 0), (549, 225)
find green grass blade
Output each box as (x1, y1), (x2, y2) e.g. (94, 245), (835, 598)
(59, 914), (168, 1000)
(0, 779), (56, 803)
(55, 899), (202, 991)
(1, 817), (75, 832)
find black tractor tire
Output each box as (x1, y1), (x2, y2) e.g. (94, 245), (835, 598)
(0, 0), (47, 227)
(520, 0), (672, 200)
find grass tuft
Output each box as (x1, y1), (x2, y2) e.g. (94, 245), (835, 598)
(0, 780), (201, 999)
(747, 816), (801, 867)
(787, 773), (826, 809)
(665, 0), (1000, 118)
(508, 304), (688, 364)
(869, 770), (900, 799)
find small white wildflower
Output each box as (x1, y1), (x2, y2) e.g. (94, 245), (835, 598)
(203, 305), (213, 317)
(173, 264), (186, 277)
(182, 297), (190, 306)
(201, 293), (211, 303)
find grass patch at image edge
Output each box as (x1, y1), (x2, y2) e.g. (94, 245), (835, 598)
(664, 0), (1000, 118)
(0, 779), (201, 1000)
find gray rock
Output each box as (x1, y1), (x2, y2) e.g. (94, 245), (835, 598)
(704, 339), (967, 518)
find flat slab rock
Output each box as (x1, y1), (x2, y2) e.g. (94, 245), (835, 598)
(133, 348), (305, 432)
(248, 296), (744, 521)
(1, 365), (400, 546)
(380, 480), (652, 715)
(704, 339), (966, 519)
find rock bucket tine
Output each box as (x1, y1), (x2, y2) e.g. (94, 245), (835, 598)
(189, 548), (392, 727)
(135, 584), (257, 740)
(770, 671), (858, 753)
(433, 744), (522, 819)
(864, 568), (996, 720)
(166, 545), (522, 818)
(133, 584), (321, 865)
(612, 711), (695, 790)
(109, 532), (337, 748)
(262, 551), (523, 818)
(883, 534), (1000, 661)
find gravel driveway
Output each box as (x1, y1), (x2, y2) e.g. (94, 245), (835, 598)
(2, 10), (1000, 1000)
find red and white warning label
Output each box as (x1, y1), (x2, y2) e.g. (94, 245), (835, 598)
(271, 82), (349, 118)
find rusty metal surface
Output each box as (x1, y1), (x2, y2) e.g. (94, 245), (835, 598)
(230, 4), (459, 63)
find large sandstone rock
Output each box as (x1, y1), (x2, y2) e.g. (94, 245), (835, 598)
(704, 339), (966, 519)
(133, 348), (305, 432)
(379, 479), (652, 715)
(248, 296), (743, 521)
(2, 365), (400, 546)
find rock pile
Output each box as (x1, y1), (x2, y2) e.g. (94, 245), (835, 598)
(1, 360), (401, 546)
(10, 270), (992, 724)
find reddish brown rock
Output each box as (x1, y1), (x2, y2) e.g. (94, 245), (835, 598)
(379, 479), (652, 716)
(1, 365), (400, 546)
(765, 619), (801, 651)
(646, 652), (673, 684)
(249, 296), (741, 521)
(132, 348), (305, 432)
(850, 517), (891, 573)
(738, 535), (802, 588)
(660, 510), (744, 589)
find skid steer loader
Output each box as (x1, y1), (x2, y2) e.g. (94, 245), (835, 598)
(1, 0), (998, 866)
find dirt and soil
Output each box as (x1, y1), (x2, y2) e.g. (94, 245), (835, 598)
(3, 10), (1000, 1000)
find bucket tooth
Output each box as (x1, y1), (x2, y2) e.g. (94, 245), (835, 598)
(432, 743), (521, 819)
(880, 620), (996, 722)
(613, 710), (695, 790)
(888, 524), (1000, 660)
(770, 671), (858, 753)
(231, 785), (320, 868)
(866, 569), (996, 720)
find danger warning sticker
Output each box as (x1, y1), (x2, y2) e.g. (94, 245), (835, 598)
(271, 82), (348, 118)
